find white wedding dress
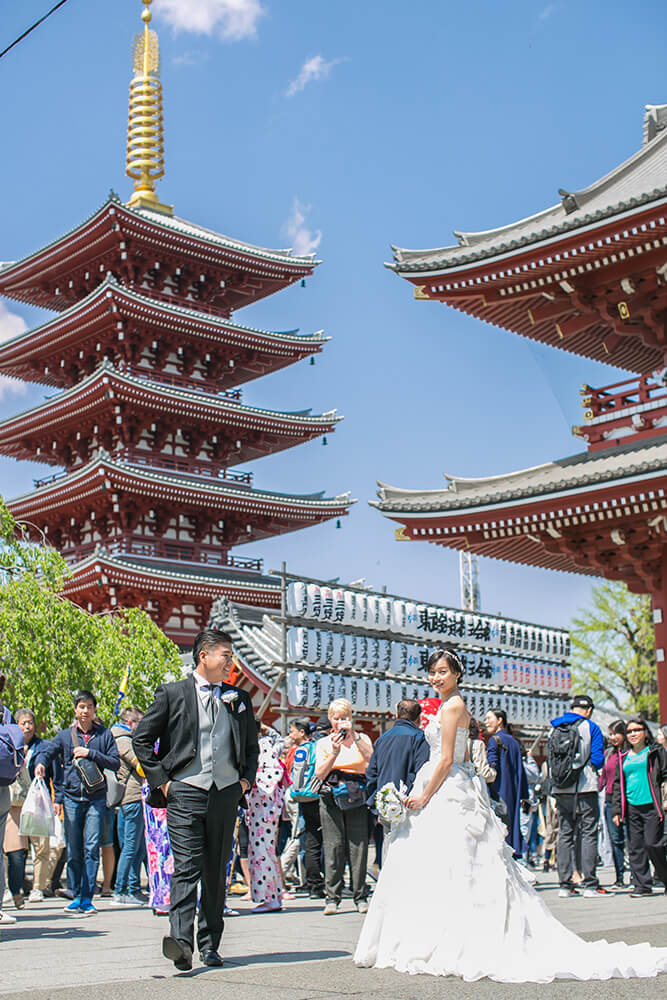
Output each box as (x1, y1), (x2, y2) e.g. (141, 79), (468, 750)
(354, 715), (667, 982)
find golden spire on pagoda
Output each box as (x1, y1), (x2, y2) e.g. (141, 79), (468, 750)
(126, 0), (173, 215)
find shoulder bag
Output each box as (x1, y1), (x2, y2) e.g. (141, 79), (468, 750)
(71, 727), (106, 796)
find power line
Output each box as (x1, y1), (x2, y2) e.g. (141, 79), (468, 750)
(0, 0), (71, 61)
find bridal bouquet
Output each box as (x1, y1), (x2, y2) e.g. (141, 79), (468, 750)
(375, 782), (408, 827)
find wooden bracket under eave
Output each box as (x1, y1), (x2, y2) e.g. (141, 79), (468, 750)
(394, 525), (411, 541)
(413, 285), (430, 300)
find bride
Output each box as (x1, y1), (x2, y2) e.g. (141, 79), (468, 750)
(354, 648), (667, 982)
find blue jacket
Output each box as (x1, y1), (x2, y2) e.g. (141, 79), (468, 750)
(488, 730), (528, 855)
(26, 735), (62, 788)
(365, 719), (430, 811)
(549, 712), (604, 794)
(35, 723), (120, 803)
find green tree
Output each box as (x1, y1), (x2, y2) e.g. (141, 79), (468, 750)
(0, 497), (181, 732)
(570, 580), (657, 718)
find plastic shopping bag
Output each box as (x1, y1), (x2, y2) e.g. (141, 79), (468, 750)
(19, 777), (55, 838)
(50, 812), (66, 850)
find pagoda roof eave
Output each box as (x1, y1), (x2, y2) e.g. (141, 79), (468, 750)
(9, 454), (356, 515)
(0, 278), (328, 372)
(61, 552), (281, 595)
(0, 194), (319, 287)
(389, 124), (667, 275)
(136, 205), (321, 267)
(372, 435), (667, 516)
(0, 363), (342, 442)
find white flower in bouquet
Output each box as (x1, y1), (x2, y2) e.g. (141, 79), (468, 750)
(375, 781), (408, 826)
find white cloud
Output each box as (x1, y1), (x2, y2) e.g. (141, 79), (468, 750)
(537, 4), (555, 21)
(282, 199), (322, 257)
(286, 55), (346, 98)
(0, 302), (27, 402)
(153, 0), (264, 40)
(173, 51), (208, 66)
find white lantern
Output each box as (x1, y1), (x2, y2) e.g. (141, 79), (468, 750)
(320, 587), (334, 622)
(391, 599), (406, 633)
(306, 583), (321, 619)
(366, 595), (378, 629)
(377, 597), (391, 630)
(332, 588), (345, 623)
(342, 590), (356, 626)
(404, 602), (419, 636)
(353, 592), (368, 627)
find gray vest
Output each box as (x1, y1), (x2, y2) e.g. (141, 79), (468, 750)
(173, 692), (239, 791)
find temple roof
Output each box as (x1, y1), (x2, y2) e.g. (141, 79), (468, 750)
(0, 278), (327, 387)
(0, 362), (341, 465)
(9, 451), (356, 508)
(136, 204), (320, 266)
(373, 434), (667, 515)
(0, 195), (318, 313)
(62, 551), (281, 598)
(390, 108), (667, 276)
(9, 453), (355, 518)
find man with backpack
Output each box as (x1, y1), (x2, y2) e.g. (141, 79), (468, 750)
(287, 717), (324, 898)
(0, 675), (25, 925)
(549, 694), (609, 898)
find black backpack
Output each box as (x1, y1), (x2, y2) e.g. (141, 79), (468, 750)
(548, 718), (585, 789)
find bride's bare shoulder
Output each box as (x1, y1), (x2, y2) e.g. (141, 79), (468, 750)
(439, 695), (469, 727)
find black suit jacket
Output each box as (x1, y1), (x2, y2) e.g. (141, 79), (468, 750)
(133, 674), (259, 807)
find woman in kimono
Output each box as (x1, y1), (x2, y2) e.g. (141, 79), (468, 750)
(246, 724), (291, 913)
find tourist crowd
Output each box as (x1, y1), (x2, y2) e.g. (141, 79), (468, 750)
(2, 680), (667, 926)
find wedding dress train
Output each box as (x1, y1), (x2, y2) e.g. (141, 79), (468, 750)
(354, 717), (667, 982)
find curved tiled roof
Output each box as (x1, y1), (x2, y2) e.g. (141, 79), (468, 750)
(0, 361), (341, 436)
(0, 194), (320, 278)
(0, 276), (328, 357)
(390, 112), (667, 275)
(373, 435), (667, 514)
(10, 452), (355, 511)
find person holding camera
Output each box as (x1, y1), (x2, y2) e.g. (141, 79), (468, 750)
(315, 698), (373, 915)
(34, 690), (120, 916)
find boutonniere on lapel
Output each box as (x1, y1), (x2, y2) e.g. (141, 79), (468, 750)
(221, 689), (239, 708)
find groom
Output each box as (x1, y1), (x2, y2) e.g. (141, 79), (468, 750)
(133, 629), (259, 971)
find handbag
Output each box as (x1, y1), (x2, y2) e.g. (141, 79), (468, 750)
(105, 769), (125, 808)
(327, 771), (367, 812)
(71, 727), (105, 796)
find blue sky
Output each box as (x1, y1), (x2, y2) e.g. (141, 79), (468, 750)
(0, 0), (663, 629)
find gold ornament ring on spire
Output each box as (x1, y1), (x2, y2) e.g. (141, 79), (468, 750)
(126, 0), (172, 214)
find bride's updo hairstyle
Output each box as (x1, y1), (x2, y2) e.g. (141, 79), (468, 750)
(426, 648), (463, 680)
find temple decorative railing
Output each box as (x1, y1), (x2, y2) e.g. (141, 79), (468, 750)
(118, 362), (243, 401)
(34, 451), (254, 488)
(573, 372), (667, 451)
(63, 537), (263, 573)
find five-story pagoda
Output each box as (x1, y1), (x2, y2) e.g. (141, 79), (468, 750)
(0, 0), (352, 646)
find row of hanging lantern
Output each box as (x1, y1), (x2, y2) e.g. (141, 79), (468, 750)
(286, 582), (569, 659)
(285, 667), (570, 722)
(286, 626), (572, 691)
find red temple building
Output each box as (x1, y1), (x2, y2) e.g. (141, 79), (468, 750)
(374, 104), (667, 715)
(0, 2), (352, 646)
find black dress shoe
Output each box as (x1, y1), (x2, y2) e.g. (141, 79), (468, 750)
(199, 949), (224, 967)
(162, 935), (193, 971)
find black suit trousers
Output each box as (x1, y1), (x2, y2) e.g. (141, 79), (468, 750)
(166, 780), (242, 952)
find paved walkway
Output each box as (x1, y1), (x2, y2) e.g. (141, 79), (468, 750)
(3, 870), (667, 999)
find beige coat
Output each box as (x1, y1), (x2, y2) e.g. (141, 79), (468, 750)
(3, 766), (30, 852)
(111, 726), (144, 805)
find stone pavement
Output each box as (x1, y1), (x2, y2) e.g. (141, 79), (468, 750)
(3, 870), (667, 1000)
